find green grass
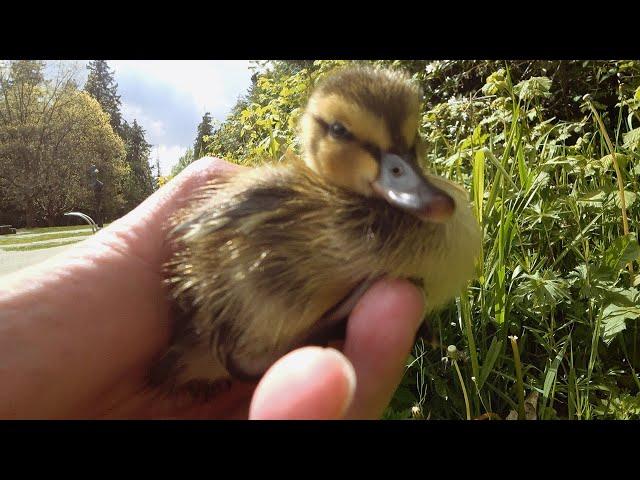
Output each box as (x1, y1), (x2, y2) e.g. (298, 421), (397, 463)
(19, 224), (94, 234)
(0, 223), (109, 251)
(0, 230), (93, 246)
(18, 223), (110, 235)
(385, 67), (640, 420)
(2, 238), (85, 252)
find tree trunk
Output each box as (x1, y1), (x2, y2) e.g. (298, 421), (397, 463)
(24, 200), (36, 228)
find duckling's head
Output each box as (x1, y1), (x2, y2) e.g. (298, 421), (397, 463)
(300, 66), (454, 223)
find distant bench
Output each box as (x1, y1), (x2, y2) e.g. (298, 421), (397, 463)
(0, 225), (17, 235)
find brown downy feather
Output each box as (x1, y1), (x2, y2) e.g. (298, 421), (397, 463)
(152, 156), (480, 391)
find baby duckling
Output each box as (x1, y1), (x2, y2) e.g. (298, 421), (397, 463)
(151, 66), (481, 396)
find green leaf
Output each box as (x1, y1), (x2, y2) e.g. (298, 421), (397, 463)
(623, 127), (640, 151)
(598, 153), (629, 172)
(517, 148), (530, 190)
(577, 190), (608, 206)
(392, 385), (417, 406)
(481, 148), (519, 191)
(433, 376), (449, 399)
(531, 171), (549, 190)
(482, 69), (508, 96)
(472, 149), (485, 223)
(382, 407), (412, 420)
(600, 304), (640, 345)
(602, 234), (640, 273)
(459, 125), (489, 151)
(513, 76), (552, 101)
(612, 190), (637, 209)
(543, 342), (569, 400)
(477, 338), (503, 390)
(600, 286), (640, 307)
(268, 134), (280, 159)
(444, 150), (470, 167)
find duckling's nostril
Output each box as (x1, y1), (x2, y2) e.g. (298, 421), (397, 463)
(421, 193), (455, 223)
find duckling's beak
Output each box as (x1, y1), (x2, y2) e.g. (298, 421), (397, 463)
(371, 153), (455, 223)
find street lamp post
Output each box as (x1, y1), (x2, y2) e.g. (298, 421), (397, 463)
(88, 164), (104, 228)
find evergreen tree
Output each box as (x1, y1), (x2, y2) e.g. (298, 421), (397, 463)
(154, 151), (161, 190)
(121, 119), (154, 210)
(193, 112), (214, 159)
(84, 60), (123, 136)
(7, 60), (45, 86)
(170, 147), (194, 177)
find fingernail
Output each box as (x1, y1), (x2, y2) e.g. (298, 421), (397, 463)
(325, 348), (357, 416)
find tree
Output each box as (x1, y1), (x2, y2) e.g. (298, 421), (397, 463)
(33, 92), (127, 226)
(0, 60), (127, 227)
(84, 61), (156, 211)
(121, 119), (154, 210)
(84, 60), (123, 136)
(170, 147), (194, 178)
(154, 152), (161, 190)
(5, 59), (45, 86)
(193, 112), (213, 159)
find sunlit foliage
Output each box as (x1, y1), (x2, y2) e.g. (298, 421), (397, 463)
(200, 60), (640, 419)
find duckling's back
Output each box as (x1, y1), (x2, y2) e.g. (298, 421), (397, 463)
(152, 160), (480, 394)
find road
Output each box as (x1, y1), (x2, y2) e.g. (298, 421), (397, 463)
(0, 244), (75, 278)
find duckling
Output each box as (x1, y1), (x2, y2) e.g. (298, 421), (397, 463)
(150, 66), (482, 397)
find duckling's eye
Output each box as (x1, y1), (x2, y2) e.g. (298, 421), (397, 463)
(329, 122), (351, 140)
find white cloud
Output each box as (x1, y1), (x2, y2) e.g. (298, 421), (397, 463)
(110, 60), (252, 117)
(151, 144), (189, 176)
(120, 102), (167, 139)
(108, 60), (252, 175)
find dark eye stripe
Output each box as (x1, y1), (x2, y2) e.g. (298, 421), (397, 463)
(312, 115), (330, 132)
(361, 142), (381, 161)
(312, 115), (381, 161)
(313, 116), (354, 141)
(329, 122), (352, 140)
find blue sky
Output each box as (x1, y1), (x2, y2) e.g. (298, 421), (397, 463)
(54, 60), (254, 174)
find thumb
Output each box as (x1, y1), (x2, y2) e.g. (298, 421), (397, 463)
(249, 347), (356, 420)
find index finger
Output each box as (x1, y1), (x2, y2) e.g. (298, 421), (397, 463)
(341, 278), (425, 419)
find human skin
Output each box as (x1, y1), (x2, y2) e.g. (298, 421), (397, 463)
(0, 157), (424, 419)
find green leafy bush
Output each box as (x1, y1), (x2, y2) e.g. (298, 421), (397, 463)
(204, 60), (640, 420)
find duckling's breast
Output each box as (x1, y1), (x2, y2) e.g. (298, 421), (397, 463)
(327, 171), (481, 312)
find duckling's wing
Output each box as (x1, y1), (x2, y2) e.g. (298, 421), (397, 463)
(222, 278), (378, 380)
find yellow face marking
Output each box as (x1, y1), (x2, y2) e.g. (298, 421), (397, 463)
(300, 93), (397, 196)
(300, 92), (424, 197)
(401, 108), (420, 148)
(308, 94), (392, 150)
(312, 136), (379, 195)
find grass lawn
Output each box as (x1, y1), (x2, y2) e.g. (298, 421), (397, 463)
(0, 230), (93, 246)
(19, 224), (109, 235)
(0, 224), (110, 251)
(2, 239), (87, 252)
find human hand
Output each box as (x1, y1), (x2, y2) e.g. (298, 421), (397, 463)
(0, 157), (424, 419)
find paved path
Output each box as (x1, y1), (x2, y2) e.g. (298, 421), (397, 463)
(0, 244), (75, 278)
